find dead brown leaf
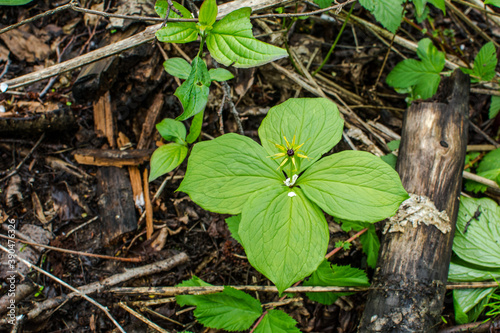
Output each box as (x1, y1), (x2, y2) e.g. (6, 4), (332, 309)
(0, 29), (51, 63)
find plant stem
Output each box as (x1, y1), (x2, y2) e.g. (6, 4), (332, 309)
(312, 3), (354, 76)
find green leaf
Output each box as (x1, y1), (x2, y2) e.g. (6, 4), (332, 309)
(149, 143), (188, 182)
(462, 42), (497, 83)
(387, 140), (400, 151)
(300, 150), (409, 222)
(176, 276), (213, 307)
(489, 95), (500, 119)
(485, 0), (500, 7)
(413, 0), (445, 15)
(189, 286), (263, 331)
(186, 109), (204, 144)
(206, 8), (288, 68)
(448, 259), (500, 282)
(380, 153), (398, 169)
(428, 0), (446, 13)
(453, 287), (497, 324)
(341, 221), (380, 268)
(0, 0), (33, 5)
(178, 133), (283, 214)
(313, 0), (333, 9)
(209, 68), (235, 82)
(175, 56), (211, 121)
(359, 0), (404, 33)
(199, 0), (217, 28)
(163, 58), (192, 80)
(412, 0), (427, 16)
(254, 310), (300, 333)
(155, 2), (198, 43)
(466, 149), (500, 193)
(303, 260), (370, 305)
(453, 196), (500, 268)
(225, 215), (242, 244)
(239, 187), (329, 293)
(156, 118), (186, 143)
(259, 98), (344, 173)
(386, 38), (445, 100)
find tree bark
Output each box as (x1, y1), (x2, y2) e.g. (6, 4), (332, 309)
(358, 69), (469, 332)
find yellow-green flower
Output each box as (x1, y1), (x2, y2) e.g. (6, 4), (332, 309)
(268, 135), (310, 171)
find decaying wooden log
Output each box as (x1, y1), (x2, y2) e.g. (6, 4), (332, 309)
(73, 148), (153, 166)
(0, 108), (76, 135)
(358, 69), (469, 332)
(96, 167), (137, 246)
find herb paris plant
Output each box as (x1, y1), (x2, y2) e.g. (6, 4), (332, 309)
(178, 98), (409, 292)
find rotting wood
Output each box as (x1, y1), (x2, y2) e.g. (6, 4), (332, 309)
(73, 148), (153, 167)
(143, 169), (153, 239)
(137, 92), (164, 150)
(96, 167), (137, 246)
(0, 108), (76, 135)
(358, 69), (469, 332)
(93, 91), (115, 148)
(0, 0), (296, 90)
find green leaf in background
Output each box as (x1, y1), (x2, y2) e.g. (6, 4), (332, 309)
(239, 187), (329, 293)
(0, 0), (33, 5)
(359, 0), (405, 33)
(303, 260), (370, 305)
(412, 0), (445, 16)
(186, 109), (204, 144)
(149, 143), (188, 181)
(156, 118), (186, 143)
(341, 221), (380, 268)
(299, 150), (409, 222)
(176, 276), (213, 307)
(163, 58), (192, 80)
(453, 287), (497, 324)
(206, 7), (288, 68)
(380, 154), (398, 169)
(387, 140), (400, 151)
(209, 68), (235, 82)
(178, 134), (283, 214)
(489, 95), (500, 119)
(449, 259), (500, 282)
(185, 286), (262, 331)
(485, 0), (500, 7)
(461, 42), (497, 83)
(254, 310), (301, 333)
(465, 148), (500, 194)
(198, 0), (217, 28)
(428, 0), (446, 13)
(225, 215), (242, 244)
(386, 38), (445, 100)
(259, 98), (344, 173)
(313, 0), (333, 9)
(155, 1), (198, 43)
(175, 56), (211, 121)
(453, 196), (500, 268)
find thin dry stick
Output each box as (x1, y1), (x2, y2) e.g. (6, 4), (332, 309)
(463, 171), (500, 190)
(0, 253), (189, 325)
(0, 234), (142, 262)
(469, 121), (499, 148)
(118, 302), (170, 333)
(0, 244), (126, 333)
(0, 133), (45, 182)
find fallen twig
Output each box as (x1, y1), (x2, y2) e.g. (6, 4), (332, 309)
(0, 244), (126, 332)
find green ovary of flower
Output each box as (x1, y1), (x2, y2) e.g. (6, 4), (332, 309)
(268, 135), (310, 171)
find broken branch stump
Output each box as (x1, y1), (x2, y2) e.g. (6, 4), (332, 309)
(359, 70), (469, 332)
